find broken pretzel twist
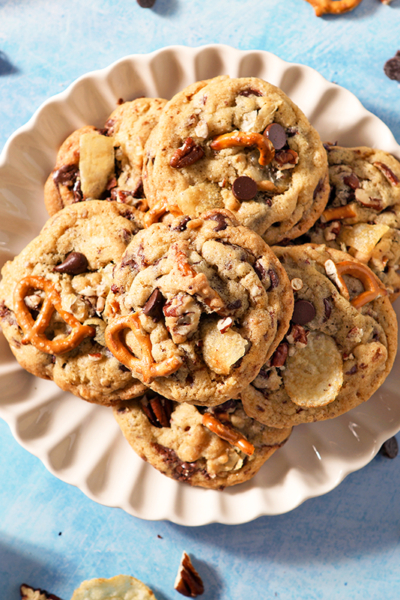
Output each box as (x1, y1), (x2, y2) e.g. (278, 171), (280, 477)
(13, 275), (95, 354)
(322, 204), (357, 222)
(202, 413), (255, 456)
(335, 261), (387, 309)
(210, 131), (275, 166)
(144, 200), (183, 228)
(305, 0), (363, 16)
(105, 312), (183, 383)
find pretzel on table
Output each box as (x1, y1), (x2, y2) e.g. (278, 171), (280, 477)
(305, 0), (363, 16)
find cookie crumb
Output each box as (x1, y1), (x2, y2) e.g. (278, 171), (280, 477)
(379, 436), (398, 459)
(384, 51), (400, 82)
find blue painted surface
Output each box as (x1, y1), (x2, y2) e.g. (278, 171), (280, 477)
(1, 0), (400, 598)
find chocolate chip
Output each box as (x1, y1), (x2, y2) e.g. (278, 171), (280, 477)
(137, 0), (156, 6)
(323, 297), (332, 322)
(313, 177), (325, 200)
(263, 123), (287, 150)
(54, 252), (89, 275)
(286, 127), (298, 138)
(345, 364), (358, 375)
(238, 88), (263, 97)
(142, 288), (165, 321)
(292, 300), (316, 325)
(206, 212), (228, 231)
(232, 176), (258, 201)
(173, 216), (192, 232)
(227, 299), (242, 310)
(379, 436), (398, 459)
(343, 173), (360, 190)
(384, 51), (400, 82)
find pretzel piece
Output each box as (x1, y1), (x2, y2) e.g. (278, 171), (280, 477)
(144, 200), (183, 228)
(105, 312), (183, 383)
(13, 276), (95, 354)
(202, 413), (255, 456)
(172, 245), (226, 315)
(322, 204), (357, 222)
(305, 0), (363, 16)
(335, 261), (387, 309)
(210, 131), (275, 166)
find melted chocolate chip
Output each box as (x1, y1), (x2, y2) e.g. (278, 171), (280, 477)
(232, 176), (258, 201)
(53, 164), (79, 187)
(142, 288), (165, 321)
(206, 212), (228, 231)
(313, 177), (325, 200)
(292, 300), (316, 325)
(384, 51), (400, 82)
(238, 88), (263, 97)
(380, 436), (398, 459)
(173, 216), (191, 232)
(263, 123), (287, 150)
(343, 173), (360, 190)
(227, 299), (242, 311)
(345, 364), (358, 375)
(54, 252), (88, 275)
(323, 297), (332, 322)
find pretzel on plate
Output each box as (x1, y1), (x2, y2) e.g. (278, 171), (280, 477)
(13, 275), (95, 354)
(105, 312), (183, 383)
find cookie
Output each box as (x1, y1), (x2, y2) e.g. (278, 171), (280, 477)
(71, 575), (157, 600)
(143, 75), (329, 244)
(0, 201), (147, 405)
(114, 394), (292, 489)
(104, 209), (294, 405)
(241, 244), (398, 429)
(44, 97), (167, 220)
(307, 144), (400, 301)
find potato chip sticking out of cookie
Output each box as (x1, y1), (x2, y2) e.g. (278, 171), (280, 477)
(283, 332), (344, 408)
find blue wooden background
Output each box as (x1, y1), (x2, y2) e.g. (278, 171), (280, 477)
(1, 1), (400, 598)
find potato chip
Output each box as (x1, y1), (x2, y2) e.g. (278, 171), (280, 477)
(79, 132), (115, 198)
(283, 332), (343, 407)
(71, 575), (157, 600)
(338, 223), (390, 262)
(201, 320), (248, 375)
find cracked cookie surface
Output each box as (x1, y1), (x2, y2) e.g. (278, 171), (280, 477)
(0, 201), (147, 405)
(105, 210), (293, 405)
(241, 244), (397, 428)
(44, 97), (167, 223)
(307, 145), (400, 301)
(143, 76), (329, 244)
(114, 394), (291, 489)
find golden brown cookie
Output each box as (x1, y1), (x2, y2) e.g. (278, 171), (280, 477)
(114, 394), (291, 489)
(105, 210), (294, 405)
(241, 244), (398, 428)
(143, 76), (329, 244)
(0, 201), (147, 405)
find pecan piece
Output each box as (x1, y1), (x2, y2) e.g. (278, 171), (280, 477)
(170, 138), (204, 169)
(174, 552), (204, 597)
(141, 395), (173, 428)
(271, 342), (289, 367)
(374, 161), (400, 186)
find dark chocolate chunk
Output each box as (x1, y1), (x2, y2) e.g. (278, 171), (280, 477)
(313, 177), (325, 200)
(54, 252), (88, 275)
(343, 173), (360, 190)
(52, 164), (79, 187)
(205, 212), (228, 231)
(292, 299), (316, 325)
(271, 342), (289, 367)
(142, 288), (165, 321)
(173, 216), (191, 232)
(323, 297), (332, 322)
(384, 51), (400, 82)
(379, 436), (398, 459)
(232, 176), (258, 201)
(263, 123), (287, 150)
(268, 269), (279, 289)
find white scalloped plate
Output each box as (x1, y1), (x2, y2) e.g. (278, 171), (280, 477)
(1, 45), (400, 526)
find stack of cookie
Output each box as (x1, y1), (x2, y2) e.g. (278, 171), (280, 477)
(0, 76), (398, 490)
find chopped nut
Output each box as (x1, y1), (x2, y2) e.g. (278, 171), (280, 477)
(20, 583), (62, 600)
(194, 120), (209, 139)
(290, 277), (303, 291)
(217, 316), (233, 333)
(174, 552), (204, 597)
